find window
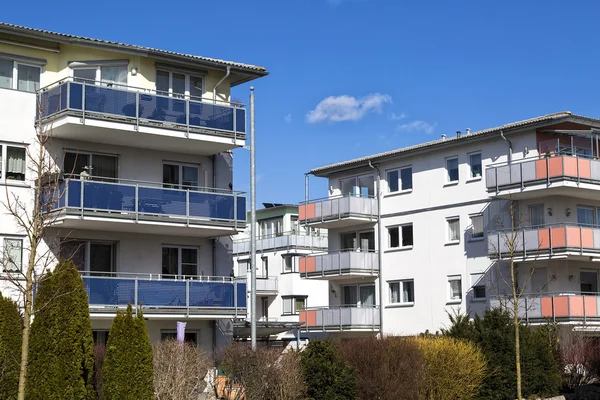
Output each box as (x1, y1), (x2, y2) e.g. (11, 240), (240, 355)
(339, 175), (375, 197)
(387, 166), (412, 192)
(446, 157), (459, 183)
(161, 331), (199, 345)
(528, 204), (545, 228)
(471, 273), (486, 300)
(0, 58), (41, 92)
(342, 284), (376, 306)
(259, 257), (269, 277)
(388, 224), (413, 248)
(470, 214), (484, 240)
(1, 146), (26, 181)
(237, 260), (249, 277)
(161, 246), (198, 278)
(389, 280), (414, 304)
(448, 275), (462, 302)
(3, 238), (23, 272)
(469, 153), (482, 178)
(447, 217), (460, 243)
(163, 163), (200, 190)
(60, 240), (115, 274)
(92, 330), (110, 346)
(64, 151), (118, 181)
(156, 69), (204, 100)
(282, 255), (295, 272)
(578, 206), (596, 227)
(72, 63), (127, 87)
(282, 296), (307, 315)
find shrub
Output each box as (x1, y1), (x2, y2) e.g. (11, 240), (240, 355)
(153, 339), (212, 400)
(102, 305), (153, 400)
(26, 261), (95, 400)
(416, 335), (486, 400)
(300, 339), (356, 400)
(93, 345), (105, 400)
(217, 342), (305, 400)
(559, 329), (600, 390)
(0, 294), (22, 400)
(336, 336), (423, 400)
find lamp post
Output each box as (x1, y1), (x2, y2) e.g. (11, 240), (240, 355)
(249, 87), (257, 350)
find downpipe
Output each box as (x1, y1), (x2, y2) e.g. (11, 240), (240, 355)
(500, 129), (513, 164)
(368, 160), (384, 337)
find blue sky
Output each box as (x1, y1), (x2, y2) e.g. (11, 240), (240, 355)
(4, 1), (600, 205)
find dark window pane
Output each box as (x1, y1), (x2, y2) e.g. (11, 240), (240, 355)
(162, 247), (178, 276)
(60, 240), (86, 271)
(389, 227), (399, 248)
(402, 225), (413, 247)
(64, 152), (89, 177)
(401, 167), (412, 190)
(90, 243), (113, 273)
(156, 70), (169, 96)
(163, 164), (179, 189)
(387, 170), (398, 192)
(447, 158), (459, 182)
(474, 286), (486, 299)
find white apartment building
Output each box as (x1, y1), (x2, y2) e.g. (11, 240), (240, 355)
(231, 204), (329, 345)
(0, 22), (267, 352)
(300, 111), (600, 336)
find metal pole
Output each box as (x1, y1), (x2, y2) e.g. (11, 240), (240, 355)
(250, 87), (257, 350)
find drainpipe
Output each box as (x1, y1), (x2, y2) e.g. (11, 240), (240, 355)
(500, 129), (513, 163)
(368, 160), (384, 338)
(213, 66), (231, 104)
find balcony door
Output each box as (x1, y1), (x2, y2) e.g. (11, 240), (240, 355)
(340, 230), (375, 251)
(161, 246), (199, 278)
(342, 284), (376, 307)
(528, 204), (545, 228)
(339, 175), (375, 198)
(581, 270), (598, 294)
(64, 151), (118, 181)
(163, 163), (200, 190)
(60, 240), (115, 275)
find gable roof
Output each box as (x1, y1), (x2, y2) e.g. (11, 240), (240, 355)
(0, 22), (268, 86)
(309, 111), (600, 177)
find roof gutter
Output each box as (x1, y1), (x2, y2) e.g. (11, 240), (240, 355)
(367, 160), (384, 338)
(213, 66), (231, 104)
(499, 129), (513, 164)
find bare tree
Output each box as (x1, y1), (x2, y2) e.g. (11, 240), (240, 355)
(0, 91), (66, 400)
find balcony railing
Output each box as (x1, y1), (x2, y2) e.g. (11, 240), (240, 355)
(232, 231), (328, 254)
(490, 292), (600, 323)
(299, 250), (378, 278)
(46, 177), (246, 228)
(299, 306), (380, 332)
(37, 78), (246, 138)
(299, 194), (378, 224)
(80, 272), (246, 316)
(485, 154), (600, 193)
(254, 277), (278, 293)
(488, 223), (600, 259)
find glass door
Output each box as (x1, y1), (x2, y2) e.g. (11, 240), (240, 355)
(340, 232), (357, 251)
(358, 231), (375, 251)
(342, 285), (358, 306)
(528, 204), (545, 228)
(261, 297), (269, 320)
(358, 175), (375, 198)
(89, 243), (114, 275)
(581, 270), (598, 294)
(359, 285), (376, 307)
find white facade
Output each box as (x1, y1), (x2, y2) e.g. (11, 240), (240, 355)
(0, 23), (266, 353)
(301, 112), (600, 336)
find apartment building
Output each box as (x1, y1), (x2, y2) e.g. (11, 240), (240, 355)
(0, 22), (267, 352)
(232, 204), (329, 345)
(299, 111), (600, 336)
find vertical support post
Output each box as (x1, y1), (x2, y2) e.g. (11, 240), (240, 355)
(233, 193), (238, 230)
(66, 81), (71, 111)
(233, 104), (237, 143)
(186, 280), (190, 317)
(185, 99), (190, 138)
(135, 91), (139, 131)
(234, 279), (238, 318)
(186, 189), (190, 227)
(82, 83), (86, 125)
(296, 327), (300, 351)
(135, 185), (139, 223)
(571, 135), (575, 156)
(250, 87), (257, 350)
(80, 179), (85, 219)
(134, 278), (138, 317)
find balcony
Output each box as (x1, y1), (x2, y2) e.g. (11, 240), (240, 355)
(232, 232), (328, 254)
(299, 306), (380, 333)
(299, 250), (378, 280)
(82, 272), (246, 319)
(45, 177), (246, 237)
(488, 224), (600, 261)
(253, 277), (278, 296)
(299, 194), (378, 229)
(490, 293), (600, 324)
(37, 78), (246, 155)
(485, 155), (600, 200)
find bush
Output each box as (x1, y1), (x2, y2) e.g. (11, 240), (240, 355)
(93, 345), (105, 400)
(26, 261), (95, 400)
(217, 342), (305, 400)
(300, 339), (356, 400)
(153, 339), (212, 400)
(336, 336), (423, 400)
(559, 329), (600, 390)
(102, 305), (153, 400)
(416, 335), (486, 400)
(0, 294), (22, 400)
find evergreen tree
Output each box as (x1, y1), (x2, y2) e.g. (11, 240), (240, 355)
(102, 304), (153, 400)
(0, 294), (22, 400)
(26, 261), (95, 400)
(300, 339), (356, 400)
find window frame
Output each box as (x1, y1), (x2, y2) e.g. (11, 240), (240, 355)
(161, 245), (200, 278)
(282, 295), (308, 315)
(155, 69), (206, 100)
(469, 213), (484, 241)
(528, 204), (545, 228)
(282, 255), (296, 273)
(0, 57), (43, 93)
(445, 156), (459, 184)
(2, 236), (24, 273)
(1, 144), (27, 183)
(69, 61), (128, 87)
(60, 239), (117, 274)
(471, 273), (486, 301)
(387, 223), (413, 250)
(341, 283), (376, 307)
(447, 275), (463, 303)
(386, 165), (413, 193)
(468, 152), (482, 180)
(388, 279), (415, 306)
(162, 161), (201, 190)
(63, 149), (119, 181)
(446, 216), (461, 244)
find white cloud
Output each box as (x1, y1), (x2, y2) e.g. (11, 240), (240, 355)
(389, 112), (407, 120)
(306, 93), (392, 123)
(397, 120), (437, 135)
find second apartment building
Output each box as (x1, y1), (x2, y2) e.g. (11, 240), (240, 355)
(300, 111), (600, 336)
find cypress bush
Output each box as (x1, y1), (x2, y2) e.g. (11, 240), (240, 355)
(300, 339), (356, 400)
(0, 294), (22, 400)
(26, 261), (95, 400)
(102, 304), (153, 400)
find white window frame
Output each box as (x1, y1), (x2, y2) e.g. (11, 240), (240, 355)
(161, 245), (200, 278)
(155, 69), (205, 100)
(388, 279), (414, 306)
(448, 275), (463, 303)
(162, 161), (202, 190)
(341, 283), (376, 307)
(282, 255), (295, 273)
(0, 144), (27, 184)
(63, 149), (119, 180)
(387, 223), (413, 250)
(0, 57), (43, 92)
(1, 236), (24, 273)
(471, 273), (486, 301)
(386, 165), (413, 193)
(282, 296), (307, 315)
(446, 216), (461, 244)
(69, 61), (128, 87)
(445, 156), (459, 184)
(339, 174), (375, 197)
(60, 239), (117, 274)
(469, 213), (484, 241)
(468, 152), (482, 180)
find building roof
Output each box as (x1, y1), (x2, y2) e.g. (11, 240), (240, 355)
(0, 22), (268, 86)
(309, 111), (600, 177)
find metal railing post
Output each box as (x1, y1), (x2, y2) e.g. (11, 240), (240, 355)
(520, 162), (524, 189)
(234, 280), (238, 318)
(186, 280), (190, 317)
(64, 180), (69, 209)
(134, 278), (138, 316)
(552, 295), (556, 323)
(82, 83), (86, 125)
(233, 193), (237, 230)
(80, 180), (85, 219)
(186, 189), (190, 226)
(135, 91), (139, 131)
(584, 295), (587, 323)
(546, 157), (550, 186)
(233, 104), (237, 142)
(135, 185), (139, 223)
(577, 155), (581, 184)
(580, 226), (583, 255)
(495, 167), (499, 193)
(185, 99), (190, 138)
